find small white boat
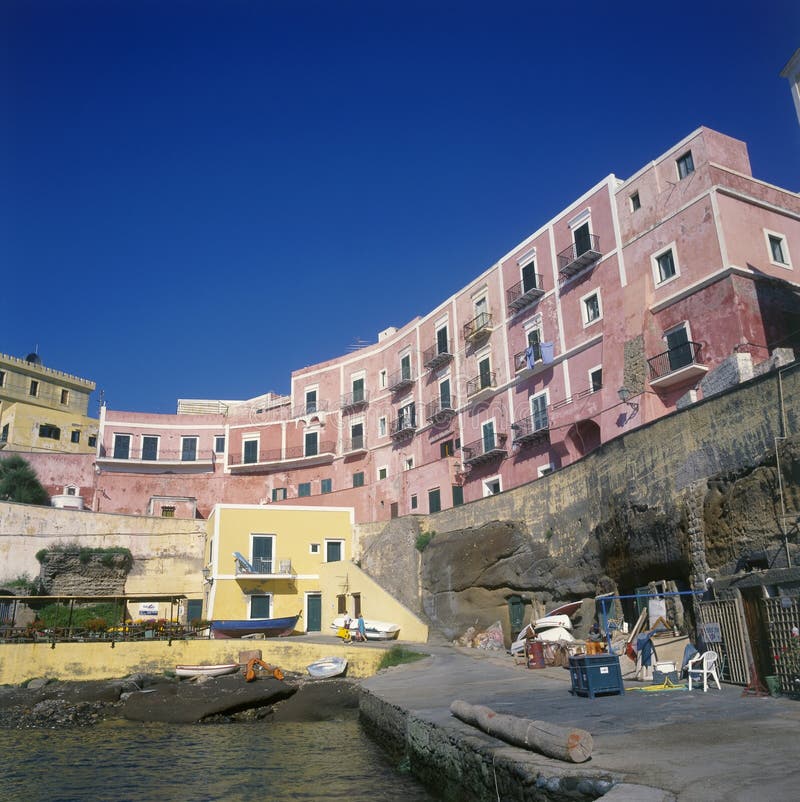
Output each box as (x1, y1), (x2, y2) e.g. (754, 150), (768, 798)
(307, 656), (348, 679)
(330, 616), (400, 641)
(175, 663), (240, 678)
(534, 614), (573, 632)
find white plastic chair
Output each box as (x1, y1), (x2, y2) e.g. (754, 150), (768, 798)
(687, 650), (721, 692)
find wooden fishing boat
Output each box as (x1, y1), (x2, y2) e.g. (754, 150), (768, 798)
(210, 613), (300, 639)
(330, 616), (400, 641)
(545, 600), (583, 618)
(306, 656), (348, 679)
(175, 663), (239, 678)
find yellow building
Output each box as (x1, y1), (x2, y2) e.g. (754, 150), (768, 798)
(205, 504), (428, 641)
(0, 351), (98, 454)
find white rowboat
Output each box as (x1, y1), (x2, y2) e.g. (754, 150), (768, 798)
(307, 656), (348, 679)
(175, 663), (240, 678)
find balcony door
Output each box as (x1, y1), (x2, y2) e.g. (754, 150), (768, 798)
(437, 325), (449, 355)
(574, 222), (591, 256)
(439, 378), (451, 409)
(350, 422), (364, 450)
(666, 326), (691, 371)
(479, 356), (491, 389)
(482, 420), (495, 453)
(522, 260), (538, 292)
(352, 377), (364, 403)
(252, 535), (274, 575)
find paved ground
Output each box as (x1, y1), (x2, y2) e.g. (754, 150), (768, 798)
(359, 643), (800, 801)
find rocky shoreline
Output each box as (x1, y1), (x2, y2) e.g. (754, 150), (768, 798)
(0, 672), (360, 729)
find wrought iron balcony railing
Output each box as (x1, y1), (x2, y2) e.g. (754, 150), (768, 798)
(423, 340), (453, 370)
(390, 416), (417, 439)
(648, 341), (703, 380)
(388, 367), (415, 392)
(466, 371), (497, 397)
(229, 441), (336, 466)
(425, 397), (457, 422)
(340, 389), (369, 410)
(507, 274), (544, 312)
(511, 413), (550, 447)
(461, 432), (507, 466)
(557, 234), (601, 279)
(463, 311), (493, 342)
(513, 343), (543, 373)
(99, 446), (214, 463)
(343, 435), (367, 453)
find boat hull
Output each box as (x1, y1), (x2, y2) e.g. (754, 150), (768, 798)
(175, 663), (239, 678)
(306, 656), (348, 679)
(210, 614), (300, 639)
(330, 616), (400, 641)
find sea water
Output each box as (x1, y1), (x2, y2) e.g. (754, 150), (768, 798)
(0, 716), (438, 802)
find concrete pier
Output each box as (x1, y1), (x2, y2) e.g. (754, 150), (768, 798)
(360, 646), (800, 801)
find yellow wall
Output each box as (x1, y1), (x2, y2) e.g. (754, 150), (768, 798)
(0, 639), (386, 684)
(0, 401), (98, 454)
(205, 504), (428, 642)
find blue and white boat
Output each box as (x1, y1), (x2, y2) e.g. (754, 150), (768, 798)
(210, 613), (300, 639)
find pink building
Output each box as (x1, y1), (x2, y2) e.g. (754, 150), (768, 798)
(90, 127), (800, 523)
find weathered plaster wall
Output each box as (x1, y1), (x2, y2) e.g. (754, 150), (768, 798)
(356, 363), (800, 640)
(0, 503), (206, 596)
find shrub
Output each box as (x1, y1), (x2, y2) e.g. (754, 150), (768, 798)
(377, 646), (427, 671)
(415, 530), (435, 552)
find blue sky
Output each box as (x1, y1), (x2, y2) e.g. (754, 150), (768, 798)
(2, 1), (798, 414)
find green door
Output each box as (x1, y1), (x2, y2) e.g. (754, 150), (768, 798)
(307, 594), (322, 632)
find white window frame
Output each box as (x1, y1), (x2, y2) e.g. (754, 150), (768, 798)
(378, 416), (387, 437)
(530, 391), (549, 431)
(310, 543), (320, 555)
(404, 456), (415, 471)
(651, 242), (680, 286)
(483, 476), (502, 497)
(377, 465), (388, 481)
(324, 538), (345, 563)
(304, 386), (319, 414)
(113, 433), (132, 459)
(242, 435), (260, 464)
(350, 371), (366, 400)
(629, 191), (641, 212)
(214, 435), (226, 454)
(248, 593), (273, 620)
(764, 229), (792, 269)
(379, 369), (387, 388)
(676, 150), (695, 180)
(140, 434), (160, 460)
(304, 429), (319, 457)
(588, 365), (603, 393)
(435, 321), (450, 355)
(580, 289), (602, 327)
(538, 463), (554, 477)
(250, 532), (276, 574)
(181, 436), (198, 461)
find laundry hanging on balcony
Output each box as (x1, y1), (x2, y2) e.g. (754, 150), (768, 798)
(541, 342), (555, 364)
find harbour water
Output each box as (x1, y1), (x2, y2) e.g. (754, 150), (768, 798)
(0, 716), (438, 802)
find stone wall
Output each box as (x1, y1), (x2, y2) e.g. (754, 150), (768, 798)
(355, 363), (800, 640)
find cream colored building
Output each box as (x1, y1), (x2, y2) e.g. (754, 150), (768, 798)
(0, 351), (98, 454)
(204, 504), (428, 641)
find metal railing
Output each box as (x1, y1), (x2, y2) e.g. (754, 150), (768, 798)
(291, 400), (330, 418)
(557, 233), (601, 276)
(343, 435), (366, 452)
(463, 311), (493, 341)
(340, 389), (369, 409)
(513, 343), (543, 372)
(388, 366), (415, 391)
(390, 416), (417, 437)
(466, 371), (496, 396)
(511, 413), (550, 445)
(423, 340), (453, 369)
(99, 446), (214, 462)
(229, 440), (336, 466)
(425, 397), (457, 420)
(647, 341), (703, 380)
(462, 432), (507, 464)
(506, 274), (544, 310)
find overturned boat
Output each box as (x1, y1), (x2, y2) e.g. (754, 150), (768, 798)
(330, 616), (400, 641)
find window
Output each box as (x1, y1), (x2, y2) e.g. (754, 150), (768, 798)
(88, 435), (97, 448)
(398, 401), (415, 429)
(400, 353), (412, 381)
(29, 380), (39, 397)
(378, 466), (388, 480)
(70, 430), (81, 444)
(113, 434), (131, 459)
(310, 543), (321, 555)
(521, 258), (538, 292)
(676, 150), (695, 179)
(1, 423), (9, 442)
(483, 477), (501, 496)
(440, 439), (455, 458)
(65, 486), (77, 496)
(320, 478), (332, 494)
(378, 416), (387, 437)
(298, 482), (311, 497)
(249, 595), (272, 619)
(481, 419), (496, 452)
(573, 221), (592, 256)
(353, 471), (365, 488)
(181, 436), (198, 461)
(452, 485), (464, 507)
(665, 323), (694, 371)
(581, 290), (602, 325)
(630, 191), (641, 211)
(379, 369), (387, 388)
(652, 244), (679, 284)
(351, 592), (362, 617)
(350, 422), (364, 450)
(531, 392), (548, 431)
(161, 505), (175, 518)
(436, 325), (449, 355)
(243, 438), (259, 464)
(141, 435), (159, 460)
(404, 456), (415, 471)
(272, 487), (287, 501)
(305, 388), (317, 414)
(411, 494), (418, 510)
(60, 389), (69, 405)
(477, 355), (492, 390)
(252, 534), (274, 573)
(325, 540), (343, 562)
(765, 231), (792, 268)
(428, 488), (441, 513)
(538, 464), (554, 477)
(214, 435), (225, 453)
(304, 431), (318, 457)
(336, 593), (347, 613)
(439, 377), (452, 409)
(0, 370), (5, 387)
(351, 376), (365, 403)
(589, 367), (603, 393)
(39, 424), (60, 440)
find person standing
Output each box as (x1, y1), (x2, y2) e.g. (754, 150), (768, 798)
(357, 612), (367, 643)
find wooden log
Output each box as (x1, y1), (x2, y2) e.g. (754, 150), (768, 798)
(450, 700), (593, 763)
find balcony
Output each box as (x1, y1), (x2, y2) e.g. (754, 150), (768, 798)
(343, 434), (367, 455)
(507, 274), (544, 312)
(291, 400), (329, 419)
(234, 556), (296, 579)
(228, 441), (336, 472)
(425, 397), (457, 424)
(388, 367), (415, 393)
(648, 341), (708, 389)
(463, 311), (493, 343)
(390, 415), (416, 440)
(96, 447), (215, 471)
(466, 371), (497, 402)
(513, 343), (548, 379)
(462, 432), (508, 466)
(341, 389), (369, 412)
(423, 340), (453, 370)
(558, 234), (602, 279)
(511, 414), (550, 447)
